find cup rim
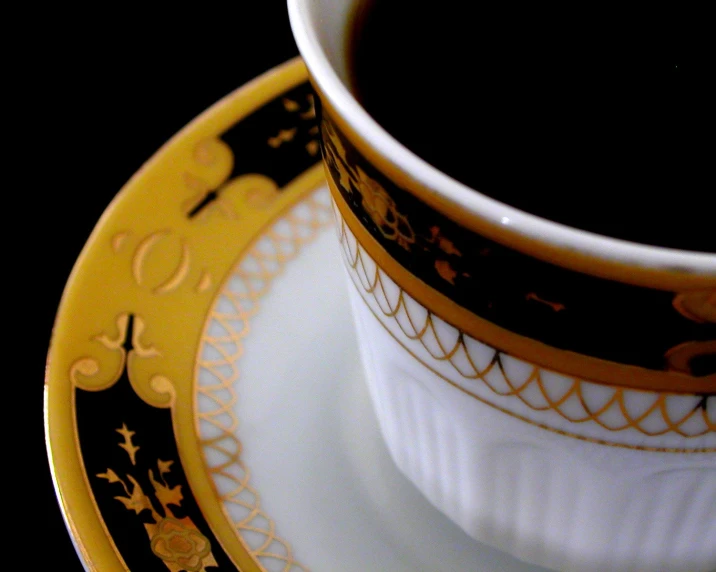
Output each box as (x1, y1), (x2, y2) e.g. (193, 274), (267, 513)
(288, 0), (716, 277)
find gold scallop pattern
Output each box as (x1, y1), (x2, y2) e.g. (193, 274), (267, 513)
(196, 189), (333, 571)
(334, 203), (715, 451)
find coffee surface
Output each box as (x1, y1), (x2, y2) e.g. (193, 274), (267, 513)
(349, 2), (714, 252)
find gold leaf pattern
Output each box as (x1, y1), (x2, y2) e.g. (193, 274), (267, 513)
(282, 98), (300, 112)
(267, 128), (298, 148)
(268, 93), (317, 154)
(157, 459), (174, 475)
(116, 475), (155, 515)
(322, 119), (356, 192)
(323, 116), (416, 252)
(429, 226), (462, 256)
(149, 469), (184, 509)
(305, 139), (320, 156)
(97, 469), (122, 485)
(116, 423), (140, 466)
(435, 260), (458, 285)
(97, 426), (217, 571)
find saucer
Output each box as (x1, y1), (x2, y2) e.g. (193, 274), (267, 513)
(45, 58), (546, 571)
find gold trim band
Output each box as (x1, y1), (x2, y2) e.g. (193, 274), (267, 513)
(45, 57), (315, 572)
(337, 215), (713, 444)
(195, 183), (329, 572)
(329, 177), (716, 394)
(341, 270), (714, 452)
(316, 89), (716, 292)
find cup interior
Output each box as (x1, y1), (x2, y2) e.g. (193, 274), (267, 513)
(289, 0), (716, 274)
(294, 0), (355, 83)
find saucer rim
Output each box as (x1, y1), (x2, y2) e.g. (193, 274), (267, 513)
(44, 57), (315, 572)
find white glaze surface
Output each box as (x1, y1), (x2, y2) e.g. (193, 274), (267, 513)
(197, 187), (551, 571)
(333, 206), (716, 571)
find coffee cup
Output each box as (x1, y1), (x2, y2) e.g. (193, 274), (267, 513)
(288, 1), (716, 570)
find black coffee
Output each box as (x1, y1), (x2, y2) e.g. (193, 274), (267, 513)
(349, 2), (715, 252)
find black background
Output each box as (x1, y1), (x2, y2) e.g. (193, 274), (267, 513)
(38, 3), (299, 568)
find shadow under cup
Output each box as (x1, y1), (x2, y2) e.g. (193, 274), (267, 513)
(288, 1), (716, 570)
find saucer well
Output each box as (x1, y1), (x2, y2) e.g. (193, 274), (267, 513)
(45, 58), (546, 571)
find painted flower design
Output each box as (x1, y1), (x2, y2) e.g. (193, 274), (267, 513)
(355, 166), (415, 250)
(97, 427), (218, 571)
(321, 118), (356, 192)
(150, 517), (213, 572)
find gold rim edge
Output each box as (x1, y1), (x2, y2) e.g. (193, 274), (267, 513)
(336, 209), (714, 453)
(194, 180), (329, 572)
(44, 57), (313, 572)
(316, 87), (716, 292)
(329, 178), (716, 394)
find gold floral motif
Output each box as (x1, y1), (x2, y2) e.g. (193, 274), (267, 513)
(427, 227), (464, 284)
(322, 118), (356, 192)
(322, 118), (415, 250)
(284, 93), (316, 121)
(354, 166), (390, 223)
(46, 59), (324, 570)
(305, 139), (320, 156)
(267, 128), (298, 147)
(267, 94), (319, 156)
(355, 166), (415, 250)
(435, 260), (458, 284)
(428, 226), (462, 256)
(97, 427), (218, 572)
(150, 518), (213, 572)
(336, 207), (715, 449)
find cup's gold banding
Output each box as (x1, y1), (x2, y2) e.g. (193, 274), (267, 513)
(45, 58), (322, 572)
(315, 86), (715, 292)
(316, 96), (715, 382)
(329, 177), (715, 395)
(333, 200), (714, 449)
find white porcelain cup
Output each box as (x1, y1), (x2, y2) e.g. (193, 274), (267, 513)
(288, 2), (716, 570)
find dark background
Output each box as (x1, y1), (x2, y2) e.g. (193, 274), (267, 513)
(39, 4), (299, 568)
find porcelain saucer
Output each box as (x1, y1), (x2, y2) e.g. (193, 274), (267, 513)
(45, 58), (547, 571)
